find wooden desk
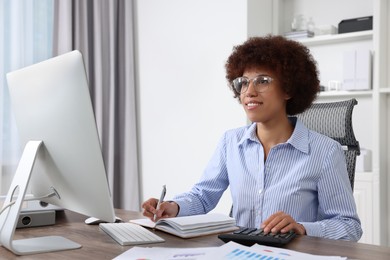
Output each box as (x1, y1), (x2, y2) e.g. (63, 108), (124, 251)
(1, 209), (390, 259)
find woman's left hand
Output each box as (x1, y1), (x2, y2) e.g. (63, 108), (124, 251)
(260, 211), (306, 235)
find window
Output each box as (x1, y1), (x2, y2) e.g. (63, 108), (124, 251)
(0, 0), (54, 195)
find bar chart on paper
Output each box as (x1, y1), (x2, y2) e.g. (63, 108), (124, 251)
(225, 248), (288, 260)
(219, 243), (346, 260)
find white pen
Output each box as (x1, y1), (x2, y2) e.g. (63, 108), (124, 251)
(154, 184), (166, 222)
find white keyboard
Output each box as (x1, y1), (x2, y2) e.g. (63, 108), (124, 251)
(99, 222), (165, 246)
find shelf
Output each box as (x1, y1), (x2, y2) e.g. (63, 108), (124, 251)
(296, 30), (373, 47)
(318, 90), (373, 98)
(379, 88), (390, 93)
(355, 171), (374, 176)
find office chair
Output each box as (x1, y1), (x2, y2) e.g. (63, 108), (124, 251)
(296, 98), (360, 190)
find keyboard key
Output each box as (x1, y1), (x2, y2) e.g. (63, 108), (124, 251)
(240, 227), (257, 235)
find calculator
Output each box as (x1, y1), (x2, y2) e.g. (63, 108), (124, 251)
(218, 227), (296, 247)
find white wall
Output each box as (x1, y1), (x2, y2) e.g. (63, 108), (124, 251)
(134, 0), (250, 214)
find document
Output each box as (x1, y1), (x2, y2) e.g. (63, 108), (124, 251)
(130, 213), (238, 238)
(114, 242), (347, 260)
(113, 247), (216, 260)
(199, 241), (347, 260)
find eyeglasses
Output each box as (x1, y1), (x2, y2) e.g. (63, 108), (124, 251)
(232, 75), (274, 94)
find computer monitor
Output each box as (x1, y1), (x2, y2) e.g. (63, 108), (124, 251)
(0, 50), (116, 255)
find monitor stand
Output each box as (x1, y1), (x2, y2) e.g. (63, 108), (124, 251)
(0, 140), (81, 255)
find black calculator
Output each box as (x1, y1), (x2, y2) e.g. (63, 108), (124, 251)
(218, 227), (296, 247)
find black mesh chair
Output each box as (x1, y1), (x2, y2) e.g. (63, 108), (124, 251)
(296, 98), (360, 190)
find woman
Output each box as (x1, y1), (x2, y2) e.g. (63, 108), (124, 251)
(142, 35), (362, 241)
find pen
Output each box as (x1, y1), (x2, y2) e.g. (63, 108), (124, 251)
(154, 184), (166, 222)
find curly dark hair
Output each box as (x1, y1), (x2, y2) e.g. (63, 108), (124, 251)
(225, 35), (320, 115)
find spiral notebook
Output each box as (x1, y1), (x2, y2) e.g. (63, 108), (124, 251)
(130, 213), (238, 238)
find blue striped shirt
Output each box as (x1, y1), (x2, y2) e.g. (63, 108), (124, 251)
(173, 117), (362, 241)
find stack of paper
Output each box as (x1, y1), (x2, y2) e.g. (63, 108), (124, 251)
(284, 30), (315, 39)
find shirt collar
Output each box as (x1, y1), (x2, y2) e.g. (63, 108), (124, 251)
(238, 117), (310, 154)
(287, 117), (310, 154)
(238, 123), (259, 146)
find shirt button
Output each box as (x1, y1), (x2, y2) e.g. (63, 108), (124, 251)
(258, 189), (263, 194)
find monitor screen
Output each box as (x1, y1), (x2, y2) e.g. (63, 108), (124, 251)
(1, 50), (116, 254)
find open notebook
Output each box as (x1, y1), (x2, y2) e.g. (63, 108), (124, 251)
(130, 213), (238, 238)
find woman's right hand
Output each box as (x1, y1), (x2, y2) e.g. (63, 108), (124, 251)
(141, 198), (179, 221)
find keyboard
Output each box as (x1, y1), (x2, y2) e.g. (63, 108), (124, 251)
(218, 227), (296, 247)
(99, 222), (165, 246)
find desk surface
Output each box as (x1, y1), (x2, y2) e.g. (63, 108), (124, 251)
(1, 209), (390, 259)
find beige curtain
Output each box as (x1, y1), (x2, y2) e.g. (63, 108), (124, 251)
(52, 0), (140, 210)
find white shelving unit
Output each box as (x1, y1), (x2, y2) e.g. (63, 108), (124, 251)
(256, 0), (389, 246)
(319, 90), (372, 98)
(298, 30), (373, 46)
(379, 88), (390, 93)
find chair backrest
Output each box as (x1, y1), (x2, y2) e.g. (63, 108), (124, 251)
(296, 98), (360, 190)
